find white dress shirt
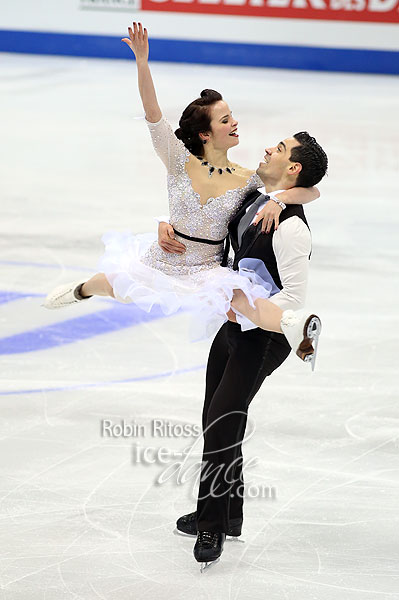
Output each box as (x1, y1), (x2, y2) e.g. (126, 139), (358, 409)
(247, 188), (312, 310)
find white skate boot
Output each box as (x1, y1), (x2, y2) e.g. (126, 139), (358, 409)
(42, 281), (92, 309)
(280, 310), (321, 371)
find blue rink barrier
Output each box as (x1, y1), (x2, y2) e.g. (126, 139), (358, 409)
(0, 29), (398, 75)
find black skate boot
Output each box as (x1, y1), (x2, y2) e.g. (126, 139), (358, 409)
(194, 531), (226, 572)
(176, 511), (242, 537)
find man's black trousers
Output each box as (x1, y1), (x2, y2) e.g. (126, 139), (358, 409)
(196, 321), (291, 533)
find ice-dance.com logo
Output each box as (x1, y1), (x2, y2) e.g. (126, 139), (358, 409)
(131, 442), (277, 500)
(101, 418), (201, 438)
(100, 413), (277, 501)
(128, 411), (277, 501)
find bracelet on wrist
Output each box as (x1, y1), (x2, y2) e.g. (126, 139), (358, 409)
(269, 195), (286, 210)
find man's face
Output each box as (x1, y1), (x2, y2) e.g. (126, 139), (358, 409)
(257, 137), (301, 183)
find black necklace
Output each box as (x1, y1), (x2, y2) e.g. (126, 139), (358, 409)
(196, 156), (235, 178)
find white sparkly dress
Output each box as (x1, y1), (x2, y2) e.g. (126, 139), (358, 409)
(97, 116), (275, 340)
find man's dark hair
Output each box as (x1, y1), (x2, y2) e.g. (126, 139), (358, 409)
(290, 132), (328, 188)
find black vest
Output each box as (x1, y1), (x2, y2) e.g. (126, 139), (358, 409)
(229, 191), (311, 290)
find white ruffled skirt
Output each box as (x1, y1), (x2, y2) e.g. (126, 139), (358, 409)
(97, 231), (278, 341)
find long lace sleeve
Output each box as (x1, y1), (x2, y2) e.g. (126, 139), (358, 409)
(146, 116), (190, 176)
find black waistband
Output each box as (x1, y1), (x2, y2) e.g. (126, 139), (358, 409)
(172, 228), (231, 268)
(173, 228), (225, 246)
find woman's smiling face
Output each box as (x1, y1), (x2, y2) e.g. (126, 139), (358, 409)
(202, 100), (239, 151)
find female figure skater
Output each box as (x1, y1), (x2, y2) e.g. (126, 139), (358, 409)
(44, 23), (319, 355)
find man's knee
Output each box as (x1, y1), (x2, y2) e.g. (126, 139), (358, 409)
(204, 407), (247, 435)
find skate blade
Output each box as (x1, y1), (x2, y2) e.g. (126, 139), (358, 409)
(226, 535), (245, 543)
(200, 557), (220, 573)
(297, 315), (321, 371)
(309, 333), (320, 372)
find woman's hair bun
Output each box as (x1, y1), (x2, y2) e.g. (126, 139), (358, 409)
(200, 89), (219, 100)
(174, 88), (223, 156)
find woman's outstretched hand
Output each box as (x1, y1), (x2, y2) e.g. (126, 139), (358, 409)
(122, 22), (149, 62)
(123, 21), (161, 122)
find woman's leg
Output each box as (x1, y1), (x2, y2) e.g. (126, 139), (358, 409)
(80, 273), (115, 298)
(231, 290), (322, 367)
(43, 273), (115, 309)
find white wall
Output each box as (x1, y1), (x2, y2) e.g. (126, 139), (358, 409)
(1, 0), (398, 51)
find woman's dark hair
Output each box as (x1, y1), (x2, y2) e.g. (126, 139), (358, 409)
(290, 132), (328, 188)
(175, 89), (223, 156)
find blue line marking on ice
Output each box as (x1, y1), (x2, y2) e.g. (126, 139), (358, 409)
(0, 364), (206, 396)
(0, 303), (172, 355)
(0, 291), (43, 305)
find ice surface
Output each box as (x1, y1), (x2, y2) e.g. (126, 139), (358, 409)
(0, 53), (398, 599)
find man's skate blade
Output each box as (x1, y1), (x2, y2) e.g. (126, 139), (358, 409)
(200, 558), (220, 572)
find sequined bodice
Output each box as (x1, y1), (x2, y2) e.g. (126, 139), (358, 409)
(141, 116), (263, 276)
(168, 160), (261, 241)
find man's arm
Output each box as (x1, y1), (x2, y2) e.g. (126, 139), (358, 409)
(268, 216), (311, 310)
(231, 216), (311, 325)
(158, 221), (186, 254)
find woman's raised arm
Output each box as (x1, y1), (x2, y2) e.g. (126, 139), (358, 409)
(122, 22), (162, 123)
(276, 186), (320, 206)
(253, 186), (320, 233)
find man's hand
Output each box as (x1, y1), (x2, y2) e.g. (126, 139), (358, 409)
(231, 289), (254, 320)
(253, 201), (283, 234)
(158, 222), (186, 254)
(226, 308), (237, 323)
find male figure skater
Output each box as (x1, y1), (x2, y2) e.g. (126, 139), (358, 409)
(158, 131), (328, 569)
